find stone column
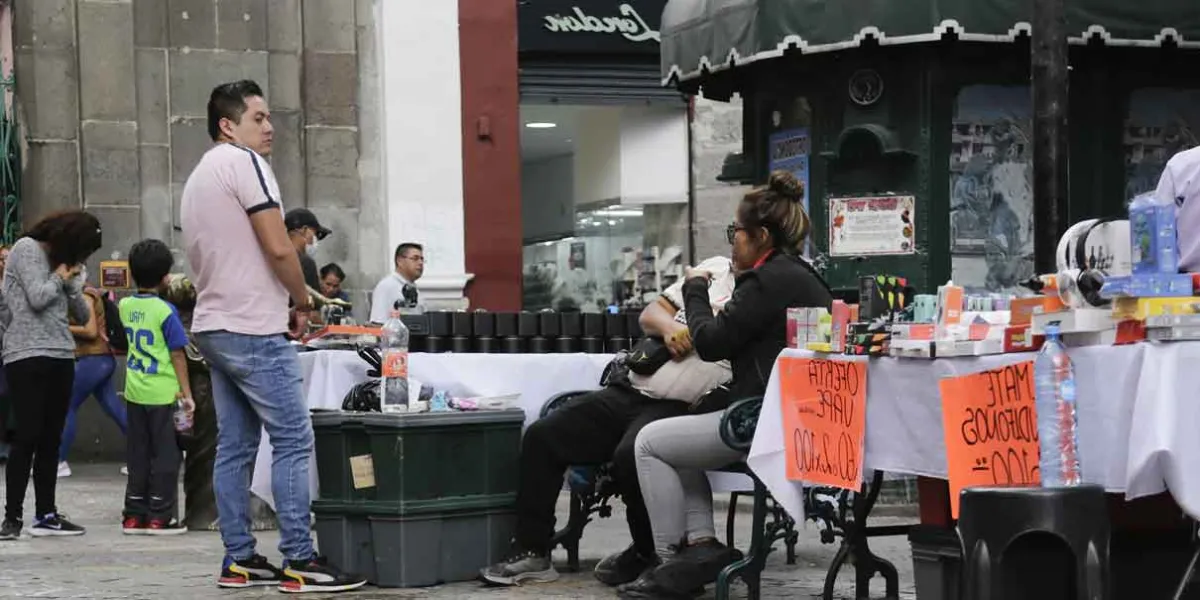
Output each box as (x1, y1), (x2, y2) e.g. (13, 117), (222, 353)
(300, 0), (361, 293)
(377, 0), (473, 309)
(14, 0), (82, 221)
(692, 96), (750, 262)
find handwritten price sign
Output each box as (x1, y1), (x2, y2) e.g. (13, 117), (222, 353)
(939, 360), (1041, 517)
(780, 357), (867, 491)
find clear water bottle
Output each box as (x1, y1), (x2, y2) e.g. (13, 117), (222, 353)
(380, 310), (410, 414)
(1034, 324), (1081, 487)
(173, 397), (193, 434)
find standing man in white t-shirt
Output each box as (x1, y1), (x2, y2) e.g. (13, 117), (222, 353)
(179, 80), (365, 594)
(368, 243), (424, 323)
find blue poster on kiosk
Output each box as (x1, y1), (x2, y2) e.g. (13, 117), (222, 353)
(768, 128), (811, 253)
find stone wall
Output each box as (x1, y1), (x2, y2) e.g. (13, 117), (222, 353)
(690, 95), (749, 263)
(14, 0), (383, 309)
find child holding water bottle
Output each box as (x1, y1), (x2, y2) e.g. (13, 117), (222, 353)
(119, 239), (194, 535)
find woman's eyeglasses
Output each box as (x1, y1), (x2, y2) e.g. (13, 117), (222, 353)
(725, 223), (746, 245)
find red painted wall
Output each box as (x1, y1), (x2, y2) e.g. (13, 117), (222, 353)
(459, 0), (522, 310)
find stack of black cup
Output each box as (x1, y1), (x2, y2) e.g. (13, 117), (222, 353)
(411, 310), (646, 354)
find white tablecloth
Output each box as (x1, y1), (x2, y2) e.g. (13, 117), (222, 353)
(748, 345), (1152, 522)
(250, 350), (751, 508)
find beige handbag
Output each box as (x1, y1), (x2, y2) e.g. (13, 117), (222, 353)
(630, 353), (731, 405)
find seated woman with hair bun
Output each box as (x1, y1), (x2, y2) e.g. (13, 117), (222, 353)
(618, 171), (833, 598)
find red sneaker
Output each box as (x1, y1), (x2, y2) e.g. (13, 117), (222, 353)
(146, 518), (188, 536)
(122, 516), (145, 535)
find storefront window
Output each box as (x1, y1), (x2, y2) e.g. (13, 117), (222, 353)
(1124, 88), (1200, 199)
(948, 85), (1034, 293)
(520, 104), (690, 312)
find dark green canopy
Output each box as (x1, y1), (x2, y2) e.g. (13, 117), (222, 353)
(661, 0), (1200, 84)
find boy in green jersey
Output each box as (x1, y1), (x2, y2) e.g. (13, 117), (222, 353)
(119, 239), (194, 535)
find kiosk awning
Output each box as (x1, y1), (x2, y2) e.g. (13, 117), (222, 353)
(660, 0), (1200, 85)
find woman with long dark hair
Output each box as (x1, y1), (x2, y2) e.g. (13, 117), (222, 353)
(0, 211), (102, 539)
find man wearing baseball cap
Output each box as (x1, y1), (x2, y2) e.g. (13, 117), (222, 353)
(284, 208), (331, 292)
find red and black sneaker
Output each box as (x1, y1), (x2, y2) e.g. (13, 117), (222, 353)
(121, 516), (146, 536)
(145, 518), (188, 536)
(279, 555), (367, 594)
(218, 554), (284, 588)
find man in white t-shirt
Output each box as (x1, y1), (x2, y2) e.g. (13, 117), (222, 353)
(368, 243), (424, 323)
(179, 80), (365, 594)
(1154, 146), (1200, 272)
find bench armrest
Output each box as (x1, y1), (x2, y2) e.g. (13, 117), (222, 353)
(718, 396), (763, 453)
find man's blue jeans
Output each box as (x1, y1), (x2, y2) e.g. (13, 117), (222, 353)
(194, 331), (315, 562)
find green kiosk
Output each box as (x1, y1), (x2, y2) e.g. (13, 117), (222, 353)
(660, 0), (1200, 296)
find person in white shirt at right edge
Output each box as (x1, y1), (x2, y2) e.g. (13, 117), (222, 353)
(1154, 146), (1200, 272)
(369, 243), (424, 323)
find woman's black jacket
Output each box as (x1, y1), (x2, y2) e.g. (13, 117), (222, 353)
(682, 252), (833, 400)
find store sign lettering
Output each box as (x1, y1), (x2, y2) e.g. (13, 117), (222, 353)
(542, 3), (660, 43)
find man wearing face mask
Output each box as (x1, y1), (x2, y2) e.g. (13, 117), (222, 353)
(283, 208), (331, 293)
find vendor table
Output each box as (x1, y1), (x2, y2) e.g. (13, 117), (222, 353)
(746, 343), (1200, 600)
(251, 350), (752, 508)
(746, 343), (1199, 522)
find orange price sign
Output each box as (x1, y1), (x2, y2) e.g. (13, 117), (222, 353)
(939, 360), (1041, 517)
(780, 357), (867, 491)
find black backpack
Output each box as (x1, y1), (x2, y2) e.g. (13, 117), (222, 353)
(91, 290), (128, 352)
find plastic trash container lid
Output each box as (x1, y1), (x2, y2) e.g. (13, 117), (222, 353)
(347, 408), (526, 429)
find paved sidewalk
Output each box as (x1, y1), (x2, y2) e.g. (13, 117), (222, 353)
(0, 463), (918, 599)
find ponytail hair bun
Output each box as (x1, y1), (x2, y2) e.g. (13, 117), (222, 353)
(767, 170), (804, 203)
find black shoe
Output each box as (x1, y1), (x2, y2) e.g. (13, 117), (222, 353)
(678, 539), (742, 575)
(146, 517), (188, 536)
(29, 513), (85, 537)
(0, 519), (21, 540)
(279, 555), (367, 593)
(617, 568), (702, 599)
(654, 540), (742, 593)
(595, 544), (656, 586)
(218, 554), (283, 588)
(479, 550), (559, 586)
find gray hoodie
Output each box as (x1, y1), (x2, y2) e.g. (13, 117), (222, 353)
(0, 237), (90, 364)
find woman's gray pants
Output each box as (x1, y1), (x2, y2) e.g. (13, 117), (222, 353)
(634, 411), (745, 558)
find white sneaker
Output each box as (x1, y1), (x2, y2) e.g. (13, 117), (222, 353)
(120, 466), (129, 476)
(57, 462), (71, 478)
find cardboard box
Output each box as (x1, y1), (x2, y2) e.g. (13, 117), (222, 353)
(935, 283), (964, 327)
(787, 307), (829, 349)
(891, 323), (936, 341)
(1112, 297), (1200, 321)
(1127, 273), (1194, 298)
(1129, 200), (1178, 275)
(1003, 326), (1044, 353)
(860, 275), (909, 321)
(831, 300), (851, 352)
(1010, 296), (1066, 326)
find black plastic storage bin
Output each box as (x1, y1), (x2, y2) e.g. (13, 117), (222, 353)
(310, 409), (524, 587)
(312, 500), (515, 588)
(312, 412), (376, 504)
(909, 525), (962, 600)
(369, 506), (516, 587)
(362, 410), (522, 511)
(313, 500), (377, 584)
(312, 409), (523, 510)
